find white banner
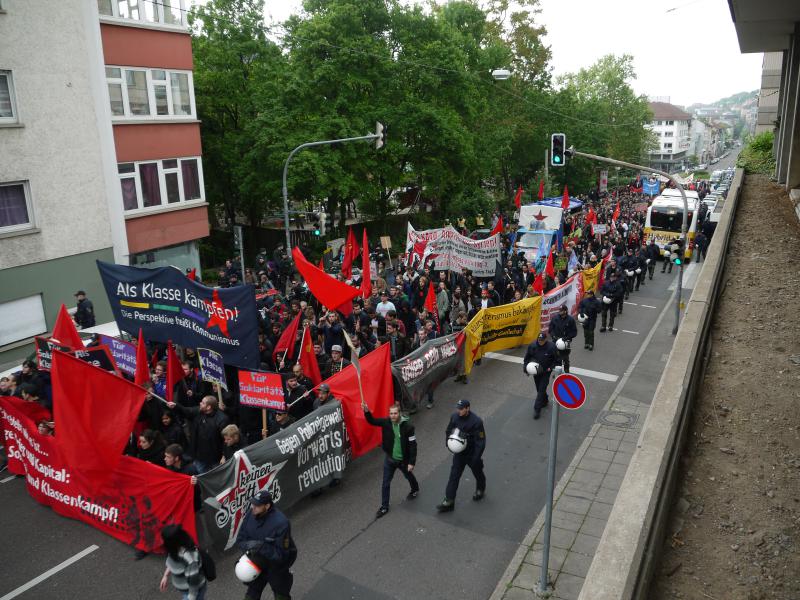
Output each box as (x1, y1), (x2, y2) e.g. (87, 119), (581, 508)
(540, 274), (583, 334)
(405, 224), (501, 277)
(593, 224), (608, 235)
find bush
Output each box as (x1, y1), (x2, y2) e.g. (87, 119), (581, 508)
(736, 131), (776, 175)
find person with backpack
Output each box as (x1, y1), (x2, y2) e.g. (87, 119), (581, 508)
(159, 524), (213, 600)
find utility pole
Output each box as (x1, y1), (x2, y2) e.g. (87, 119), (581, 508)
(282, 123), (385, 253)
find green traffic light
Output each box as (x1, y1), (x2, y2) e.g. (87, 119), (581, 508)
(674, 258), (682, 265)
(554, 156), (561, 163)
(314, 229), (320, 236)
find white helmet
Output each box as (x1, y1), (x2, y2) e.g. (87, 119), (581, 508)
(664, 251), (672, 260)
(235, 555), (262, 583)
(577, 313), (588, 324)
(603, 295), (613, 305)
(556, 338), (569, 351)
(625, 269), (634, 277)
(525, 361), (541, 376)
(635, 267), (642, 274)
(645, 258), (651, 264)
(447, 428), (467, 454)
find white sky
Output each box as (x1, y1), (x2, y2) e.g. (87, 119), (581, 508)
(238, 0), (764, 107)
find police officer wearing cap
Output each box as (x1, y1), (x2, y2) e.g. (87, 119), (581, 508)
(523, 332), (557, 420)
(436, 399), (486, 512)
(549, 305), (577, 373)
(236, 491), (298, 600)
(646, 239), (660, 280)
(599, 272), (623, 332)
(578, 290), (602, 351)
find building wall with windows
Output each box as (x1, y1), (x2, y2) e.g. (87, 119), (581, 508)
(97, 2), (208, 271)
(646, 102), (693, 172)
(0, 0), (125, 367)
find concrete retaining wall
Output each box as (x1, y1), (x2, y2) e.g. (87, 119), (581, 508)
(577, 168), (745, 600)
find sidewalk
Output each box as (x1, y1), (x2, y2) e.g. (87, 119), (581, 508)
(491, 291), (678, 600)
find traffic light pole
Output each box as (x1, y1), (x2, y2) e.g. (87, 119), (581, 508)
(569, 149), (688, 335)
(282, 132), (381, 253)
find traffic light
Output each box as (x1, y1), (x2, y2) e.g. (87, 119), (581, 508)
(551, 133), (566, 167)
(233, 224), (243, 250)
(375, 121), (387, 150)
(319, 213), (327, 237)
(311, 212), (321, 236)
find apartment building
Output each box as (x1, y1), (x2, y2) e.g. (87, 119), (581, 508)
(646, 102), (692, 173)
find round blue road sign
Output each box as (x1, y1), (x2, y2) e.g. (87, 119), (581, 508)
(552, 373), (587, 410)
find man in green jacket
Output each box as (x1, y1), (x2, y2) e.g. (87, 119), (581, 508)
(362, 399), (419, 519)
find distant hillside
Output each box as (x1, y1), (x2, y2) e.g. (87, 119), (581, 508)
(688, 90), (757, 111)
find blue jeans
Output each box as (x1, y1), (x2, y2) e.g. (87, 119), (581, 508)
(381, 457), (419, 509)
(181, 583), (207, 600)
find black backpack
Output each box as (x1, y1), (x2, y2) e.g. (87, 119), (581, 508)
(199, 548), (216, 582)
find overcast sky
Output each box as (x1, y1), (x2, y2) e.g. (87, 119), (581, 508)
(237, 0), (763, 107)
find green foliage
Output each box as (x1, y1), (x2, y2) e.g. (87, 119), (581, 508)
(191, 0), (653, 231)
(736, 131), (775, 175)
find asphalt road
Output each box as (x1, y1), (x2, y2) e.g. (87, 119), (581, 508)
(0, 266), (687, 600)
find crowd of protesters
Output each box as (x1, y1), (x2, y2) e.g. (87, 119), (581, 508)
(1, 176), (721, 484)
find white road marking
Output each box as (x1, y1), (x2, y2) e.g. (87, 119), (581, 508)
(624, 301), (638, 306)
(0, 475), (15, 484)
(483, 352), (619, 382)
(0, 545), (99, 600)
(621, 330), (640, 335)
(641, 304), (657, 309)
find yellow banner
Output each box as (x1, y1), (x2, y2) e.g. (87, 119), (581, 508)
(580, 262), (602, 295)
(463, 296), (542, 375)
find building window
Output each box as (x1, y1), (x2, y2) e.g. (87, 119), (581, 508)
(106, 66), (195, 120)
(0, 294), (47, 347)
(98, 0), (186, 26)
(118, 157), (204, 213)
(666, 120), (674, 126)
(664, 143), (673, 150)
(0, 71), (18, 124)
(0, 181), (34, 233)
(664, 131), (673, 137)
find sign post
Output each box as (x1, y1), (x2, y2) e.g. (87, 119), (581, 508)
(539, 372), (587, 594)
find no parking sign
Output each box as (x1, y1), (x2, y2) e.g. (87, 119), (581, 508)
(552, 373), (587, 410)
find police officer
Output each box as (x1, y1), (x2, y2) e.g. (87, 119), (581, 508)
(523, 332), (557, 420)
(578, 290), (602, 351)
(549, 305), (577, 372)
(236, 491), (297, 600)
(436, 399), (486, 512)
(635, 246), (648, 290)
(600, 272), (623, 332)
(619, 248), (637, 298)
(646, 239), (660, 280)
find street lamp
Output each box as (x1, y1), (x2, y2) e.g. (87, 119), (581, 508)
(491, 69), (511, 80)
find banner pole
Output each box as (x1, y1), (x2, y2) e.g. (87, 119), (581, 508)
(262, 409), (268, 439)
(216, 385), (225, 412)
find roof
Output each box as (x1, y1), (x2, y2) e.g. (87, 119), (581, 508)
(649, 102), (691, 121)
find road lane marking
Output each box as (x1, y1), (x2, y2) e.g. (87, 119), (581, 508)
(624, 301), (638, 306)
(641, 304), (657, 309)
(0, 475), (15, 484)
(0, 545), (99, 600)
(483, 352), (618, 382)
(621, 330), (640, 335)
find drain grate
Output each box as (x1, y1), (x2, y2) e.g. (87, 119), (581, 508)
(597, 410), (638, 429)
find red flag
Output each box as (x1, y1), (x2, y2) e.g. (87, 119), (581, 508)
(545, 249), (555, 279)
(532, 273), (544, 294)
(292, 247), (360, 316)
(538, 180), (545, 201)
(360, 228), (371, 299)
(586, 206), (598, 225)
(52, 303), (84, 350)
(318, 257), (325, 270)
(273, 312), (301, 361)
(299, 327), (322, 386)
(187, 268), (197, 281)
(324, 343), (393, 458)
(424, 282), (442, 332)
(514, 185), (523, 209)
(612, 201), (621, 222)
(340, 227), (361, 279)
(561, 185), (570, 210)
(51, 351), (145, 489)
(134, 328), (149, 386)
(166, 341), (184, 402)
(489, 216), (504, 237)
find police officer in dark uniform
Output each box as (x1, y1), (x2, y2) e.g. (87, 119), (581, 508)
(436, 399), (486, 512)
(646, 239), (660, 280)
(600, 272), (623, 332)
(236, 491), (297, 600)
(634, 246), (647, 290)
(619, 249), (637, 299)
(523, 332), (557, 420)
(549, 305), (577, 373)
(578, 290), (602, 351)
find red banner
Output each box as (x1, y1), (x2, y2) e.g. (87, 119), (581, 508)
(238, 370), (286, 410)
(0, 397), (196, 552)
